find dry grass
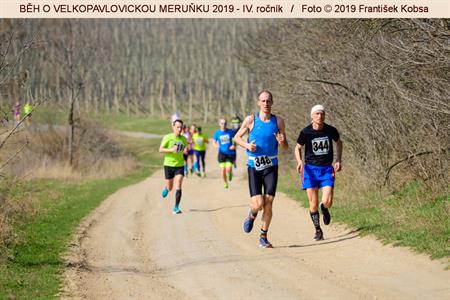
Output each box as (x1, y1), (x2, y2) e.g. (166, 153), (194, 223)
(27, 156), (137, 180)
(2, 122), (138, 181)
(0, 121), (138, 258)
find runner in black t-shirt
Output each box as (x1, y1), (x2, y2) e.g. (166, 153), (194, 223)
(294, 105), (343, 241)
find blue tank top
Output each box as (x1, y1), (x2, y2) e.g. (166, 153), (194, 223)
(247, 113), (279, 169)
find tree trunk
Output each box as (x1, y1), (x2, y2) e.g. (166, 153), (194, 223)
(149, 83), (154, 116)
(240, 78), (248, 118)
(202, 89), (208, 123)
(68, 95), (75, 167)
(114, 84), (120, 114)
(170, 83), (177, 114)
(125, 96), (130, 117)
(158, 81), (165, 118)
(67, 20), (75, 168)
(188, 88), (193, 123)
(217, 98), (222, 118)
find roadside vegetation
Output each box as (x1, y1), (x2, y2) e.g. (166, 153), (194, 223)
(31, 104), (218, 137)
(0, 104), (218, 298)
(241, 19), (449, 262)
(94, 112), (218, 137)
(278, 170), (450, 261)
(0, 115), (162, 298)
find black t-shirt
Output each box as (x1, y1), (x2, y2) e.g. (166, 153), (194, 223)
(297, 123), (340, 166)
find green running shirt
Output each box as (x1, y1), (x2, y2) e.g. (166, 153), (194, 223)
(23, 104), (33, 114)
(160, 133), (188, 167)
(192, 133), (207, 151)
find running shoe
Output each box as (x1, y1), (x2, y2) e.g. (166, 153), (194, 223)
(161, 188), (169, 198)
(224, 182), (229, 189)
(321, 203), (331, 225)
(243, 212), (256, 233)
(172, 206), (182, 214)
(314, 229), (324, 241)
(201, 172), (206, 178)
(259, 237), (273, 248)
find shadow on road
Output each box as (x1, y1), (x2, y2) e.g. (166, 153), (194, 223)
(83, 253), (282, 277)
(276, 228), (363, 249)
(189, 204), (247, 212)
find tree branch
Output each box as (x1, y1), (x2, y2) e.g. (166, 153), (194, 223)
(383, 149), (449, 186)
(304, 78), (373, 104)
(0, 138), (29, 171)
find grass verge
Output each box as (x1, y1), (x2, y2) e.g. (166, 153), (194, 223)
(278, 170), (450, 262)
(97, 113), (172, 135)
(97, 113), (218, 137)
(32, 107), (218, 137)
(0, 136), (161, 299)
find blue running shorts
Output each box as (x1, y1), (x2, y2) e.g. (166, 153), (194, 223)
(302, 164), (334, 189)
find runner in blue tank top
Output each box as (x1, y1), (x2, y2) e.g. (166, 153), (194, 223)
(246, 112), (279, 169)
(235, 90), (288, 248)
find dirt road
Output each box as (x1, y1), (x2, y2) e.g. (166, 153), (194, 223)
(62, 147), (449, 299)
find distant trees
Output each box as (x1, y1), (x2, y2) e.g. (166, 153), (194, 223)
(3, 19), (446, 189)
(0, 20), (36, 127)
(239, 19), (449, 190)
(0, 20), (36, 173)
(1, 19), (265, 123)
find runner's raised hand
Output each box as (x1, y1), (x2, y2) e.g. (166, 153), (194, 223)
(247, 139), (257, 152)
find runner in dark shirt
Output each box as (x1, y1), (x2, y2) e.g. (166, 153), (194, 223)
(294, 105), (343, 241)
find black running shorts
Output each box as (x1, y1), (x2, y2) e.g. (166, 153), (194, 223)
(247, 165), (278, 197)
(164, 166), (184, 180)
(218, 152), (235, 163)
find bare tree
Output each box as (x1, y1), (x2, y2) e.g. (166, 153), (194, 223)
(0, 20), (37, 173)
(238, 19), (449, 191)
(5, 20), (267, 122)
(47, 20), (95, 167)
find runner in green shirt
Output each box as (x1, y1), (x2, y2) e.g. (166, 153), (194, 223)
(23, 102), (33, 115)
(23, 102), (33, 126)
(192, 126), (208, 177)
(159, 119), (188, 214)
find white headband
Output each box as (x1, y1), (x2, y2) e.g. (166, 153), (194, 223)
(311, 104), (325, 115)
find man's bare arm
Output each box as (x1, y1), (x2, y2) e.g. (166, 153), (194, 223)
(276, 116), (289, 150)
(334, 139), (343, 172)
(234, 115), (256, 152)
(159, 145), (177, 153)
(294, 143), (304, 173)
